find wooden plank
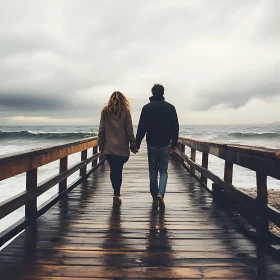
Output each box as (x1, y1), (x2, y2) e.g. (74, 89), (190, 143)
(0, 248), (255, 259)
(25, 168), (37, 219)
(0, 264), (263, 279)
(178, 138), (280, 180)
(59, 156), (68, 193)
(7, 232), (249, 240)
(0, 137), (98, 181)
(0, 258), (262, 268)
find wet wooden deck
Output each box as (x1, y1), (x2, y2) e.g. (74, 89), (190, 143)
(1, 147), (280, 279)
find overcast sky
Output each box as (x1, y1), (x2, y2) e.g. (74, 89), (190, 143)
(0, 0), (279, 125)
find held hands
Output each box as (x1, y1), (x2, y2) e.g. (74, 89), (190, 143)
(131, 149), (139, 154)
(130, 146), (139, 154)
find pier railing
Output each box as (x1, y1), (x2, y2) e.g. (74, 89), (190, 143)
(1, 135), (280, 248)
(0, 136), (103, 246)
(176, 137), (280, 241)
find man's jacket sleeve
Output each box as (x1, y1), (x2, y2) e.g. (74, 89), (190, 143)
(125, 111), (136, 150)
(136, 107), (146, 149)
(171, 107), (179, 148)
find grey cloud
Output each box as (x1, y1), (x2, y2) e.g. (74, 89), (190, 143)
(0, 0), (279, 124)
(253, 0), (280, 42)
(0, 93), (69, 111)
(0, 92), (102, 118)
(0, 34), (51, 58)
(194, 66), (280, 110)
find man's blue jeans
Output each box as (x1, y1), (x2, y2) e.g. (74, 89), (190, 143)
(147, 145), (169, 199)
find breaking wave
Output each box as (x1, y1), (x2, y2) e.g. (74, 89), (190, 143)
(0, 131), (96, 140)
(228, 132), (280, 139)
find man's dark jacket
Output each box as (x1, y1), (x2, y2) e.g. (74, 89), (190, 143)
(136, 95), (179, 149)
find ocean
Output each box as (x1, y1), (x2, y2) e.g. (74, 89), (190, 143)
(1, 124), (280, 236)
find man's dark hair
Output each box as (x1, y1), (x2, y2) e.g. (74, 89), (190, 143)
(151, 84), (164, 96)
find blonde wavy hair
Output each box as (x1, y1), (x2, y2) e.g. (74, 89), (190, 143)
(104, 91), (130, 118)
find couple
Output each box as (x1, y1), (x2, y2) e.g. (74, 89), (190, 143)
(98, 84), (179, 209)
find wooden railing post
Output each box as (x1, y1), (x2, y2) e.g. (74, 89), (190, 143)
(181, 144), (185, 154)
(201, 153), (209, 184)
(224, 161), (233, 184)
(25, 168), (37, 219)
(59, 156), (68, 193)
(92, 146), (98, 167)
(224, 161), (233, 209)
(256, 172), (268, 239)
(190, 148), (196, 173)
(99, 146), (105, 162)
(179, 144), (185, 164)
(80, 149), (88, 178)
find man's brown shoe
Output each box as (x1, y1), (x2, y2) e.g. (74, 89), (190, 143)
(157, 194), (165, 209)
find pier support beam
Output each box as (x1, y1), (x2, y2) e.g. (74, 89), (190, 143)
(224, 161), (233, 209)
(25, 168), (37, 219)
(201, 153), (209, 185)
(190, 148), (196, 173)
(59, 156), (68, 193)
(179, 144), (185, 164)
(80, 150), (88, 178)
(256, 172), (268, 241)
(92, 146), (98, 167)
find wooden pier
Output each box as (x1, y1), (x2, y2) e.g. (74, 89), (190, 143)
(1, 137), (280, 279)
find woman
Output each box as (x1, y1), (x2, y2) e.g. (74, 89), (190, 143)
(98, 91), (136, 206)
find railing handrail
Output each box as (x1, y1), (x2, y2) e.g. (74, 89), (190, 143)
(179, 137), (280, 180)
(179, 137), (280, 158)
(0, 136), (98, 182)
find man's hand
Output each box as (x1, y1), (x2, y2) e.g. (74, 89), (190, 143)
(169, 146), (176, 154)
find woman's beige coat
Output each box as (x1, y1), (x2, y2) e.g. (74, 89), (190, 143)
(98, 110), (136, 157)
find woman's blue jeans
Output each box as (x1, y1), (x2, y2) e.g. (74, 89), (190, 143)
(147, 145), (169, 199)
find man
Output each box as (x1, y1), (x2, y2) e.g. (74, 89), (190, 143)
(136, 84), (179, 209)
